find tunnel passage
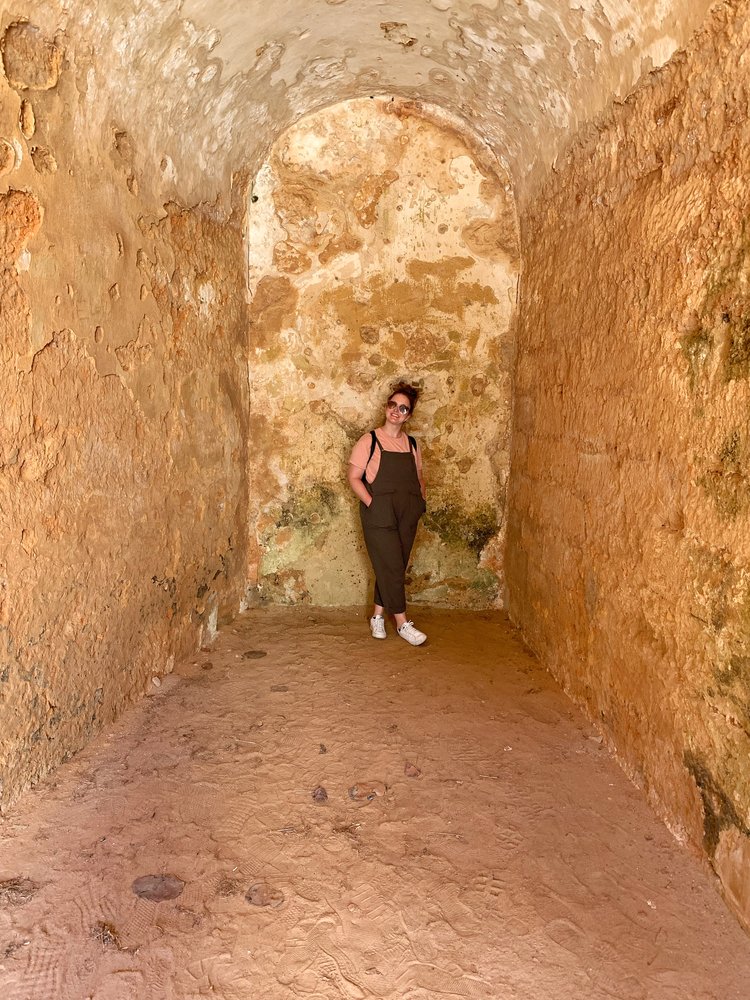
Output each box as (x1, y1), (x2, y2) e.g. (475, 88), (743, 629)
(244, 97), (519, 608)
(2, 0), (750, 945)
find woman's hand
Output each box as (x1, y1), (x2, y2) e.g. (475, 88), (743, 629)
(347, 464), (373, 506)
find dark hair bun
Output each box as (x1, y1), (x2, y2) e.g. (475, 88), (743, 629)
(388, 380), (420, 410)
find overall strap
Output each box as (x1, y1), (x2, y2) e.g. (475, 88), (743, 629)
(408, 435), (419, 472)
(361, 430), (380, 484)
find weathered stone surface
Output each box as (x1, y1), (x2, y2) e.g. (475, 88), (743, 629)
(29, 144), (56, 174)
(507, 1), (750, 932)
(0, 189), (41, 263)
(0, 277), (33, 367)
(246, 98), (519, 608)
(19, 99), (34, 139)
(2, 22), (62, 91)
(0, 139), (15, 176)
(0, 50), (249, 811)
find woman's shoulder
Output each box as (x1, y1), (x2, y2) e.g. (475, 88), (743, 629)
(350, 429), (377, 460)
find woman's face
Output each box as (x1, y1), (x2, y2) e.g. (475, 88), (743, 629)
(385, 392), (412, 425)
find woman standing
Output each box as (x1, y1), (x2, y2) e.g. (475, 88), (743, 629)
(347, 381), (428, 645)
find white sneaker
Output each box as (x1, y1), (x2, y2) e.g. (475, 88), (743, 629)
(370, 615), (387, 639)
(397, 621), (427, 646)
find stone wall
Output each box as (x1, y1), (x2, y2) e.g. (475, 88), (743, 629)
(0, 20), (249, 809)
(508, 2), (750, 927)
(246, 98), (519, 608)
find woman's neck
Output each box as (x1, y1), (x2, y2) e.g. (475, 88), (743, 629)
(379, 422), (405, 440)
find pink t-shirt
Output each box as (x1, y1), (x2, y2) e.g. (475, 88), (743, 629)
(349, 427), (424, 487)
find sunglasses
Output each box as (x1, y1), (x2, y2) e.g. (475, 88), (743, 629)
(387, 401), (411, 415)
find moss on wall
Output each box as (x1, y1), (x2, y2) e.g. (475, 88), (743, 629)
(684, 751), (750, 857)
(726, 317), (750, 383)
(277, 485), (339, 531)
(678, 328), (712, 388)
(423, 500), (498, 557)
(698, 430), (749, 521)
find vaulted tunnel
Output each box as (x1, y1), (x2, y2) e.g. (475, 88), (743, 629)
(2, 0), (750, 981)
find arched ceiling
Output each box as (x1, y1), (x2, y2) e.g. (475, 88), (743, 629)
(22, 0), (715, 203)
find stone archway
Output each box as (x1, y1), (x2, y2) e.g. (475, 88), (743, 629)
(245, 97), (520, 608)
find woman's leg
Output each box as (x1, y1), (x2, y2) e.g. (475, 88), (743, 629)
(361, 498), (425, 642)
(362, 524), (408, 616)
(391, 498), (426, 642)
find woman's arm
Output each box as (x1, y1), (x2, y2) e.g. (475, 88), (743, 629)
(347, 463), (372, 506)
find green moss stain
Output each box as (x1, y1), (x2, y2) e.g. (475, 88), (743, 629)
(678, 328), (712, 387)
(470, 569), (500, 600)
(698, 430), (749, 520)
(684, 751), (749, 857)
(278, 484), (339, 530)
(712, 584), (750, 701)
(691, 220), (750, 383)
(713, 654), (750, 730)
(424, 500), (498, 557)
(702, 564), (750, 730)
(719, 430), (742, 466)
(726, 314), (750, 382)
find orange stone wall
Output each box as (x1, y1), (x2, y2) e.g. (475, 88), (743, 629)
(0, 23), (250, 809)
(507, 3), (750, 928)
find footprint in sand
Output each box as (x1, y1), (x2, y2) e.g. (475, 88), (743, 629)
(545, 916), (586, 956)
(22, 935), (65, 999)
(0, 877), (39, 905)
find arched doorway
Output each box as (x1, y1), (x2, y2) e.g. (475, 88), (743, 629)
(245, 97), (520, 607)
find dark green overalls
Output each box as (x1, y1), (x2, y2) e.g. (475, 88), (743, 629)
(360, 435), (426, 615)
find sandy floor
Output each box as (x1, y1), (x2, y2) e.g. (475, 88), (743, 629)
(1, 607), (749, 1000)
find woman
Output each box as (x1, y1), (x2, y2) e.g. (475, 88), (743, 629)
(347, 381), (428, 645)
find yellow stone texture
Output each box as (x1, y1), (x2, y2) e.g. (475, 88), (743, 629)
(246, 98), (519, 608)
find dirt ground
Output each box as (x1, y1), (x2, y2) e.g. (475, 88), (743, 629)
(1, 607), (749, 999)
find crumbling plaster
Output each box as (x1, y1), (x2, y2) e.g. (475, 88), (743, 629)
(0, 18), (250, 809)
(10, 0), (714, 208)
(245, 98), (519, 608)
(507, 0), (750, 931)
